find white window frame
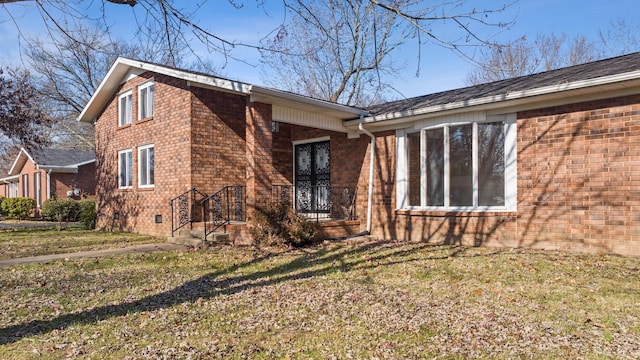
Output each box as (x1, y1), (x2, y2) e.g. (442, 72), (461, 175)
(138, 80), (154, 120)
(22, 174), (29, 197)
(34, 172), (42, 206)
(396, 113), (517, 212)
(118, 149), (133, 189)
(138, 144), (154, 188)
(118, 90), (133, 126)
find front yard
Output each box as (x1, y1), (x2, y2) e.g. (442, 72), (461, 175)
(0, 233), (639, 358)
(0, 225), (163, 260)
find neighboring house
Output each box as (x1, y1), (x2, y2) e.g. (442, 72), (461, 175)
(0, 148), (96, 212)
(79, 53), (640, 256)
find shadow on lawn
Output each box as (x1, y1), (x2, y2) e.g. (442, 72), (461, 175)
(0, 240), (498, 345)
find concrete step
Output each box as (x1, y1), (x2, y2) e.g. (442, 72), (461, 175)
(167, 228), (230, 247)
(168, 236), (205, 247)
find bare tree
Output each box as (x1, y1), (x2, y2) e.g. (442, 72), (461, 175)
(0, 68), (51, 153)
(22, 23), (218, 150)
(3, 1), (514, 101)
(261, 0), (514, 105)
(260, 1), (407, 106)
(598, 18), (640, 57)
(465, 33), (598, 85)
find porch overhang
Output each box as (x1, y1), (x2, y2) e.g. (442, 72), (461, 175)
(0, 175), (19, 184)
(250, 86), (366, 133)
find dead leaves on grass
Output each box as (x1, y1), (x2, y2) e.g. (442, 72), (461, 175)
(0, 244), (639, 358)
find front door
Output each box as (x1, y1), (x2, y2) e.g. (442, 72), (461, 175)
(295, 141), (330, 213)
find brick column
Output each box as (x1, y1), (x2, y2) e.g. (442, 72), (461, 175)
(245, 101), (273, 212)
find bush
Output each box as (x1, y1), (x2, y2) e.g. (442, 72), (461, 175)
(249, 203), (318, 248)
(1, 197), (36, 219)
(0, 197), (5, 216)
(79, 199), (96, 229)
(41, 198), (81, 229)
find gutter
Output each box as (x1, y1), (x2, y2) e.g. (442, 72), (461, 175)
(37, 166), (79, 174)
(344, 70), (640, 129)
(358, 120), (375, 235)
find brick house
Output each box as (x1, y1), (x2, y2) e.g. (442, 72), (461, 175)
(0, 147), (96, 213)
(80, 53), (640, 255)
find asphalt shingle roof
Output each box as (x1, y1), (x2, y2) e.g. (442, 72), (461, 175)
(367, 52), (640, 116)
(29, 148), (95, 167)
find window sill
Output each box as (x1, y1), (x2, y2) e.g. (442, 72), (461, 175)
(137, 116), (153, 124)
(118, 187), (133, 191)
(117, 123), (132, 130)
(138, 186), (155, 191)
(396, 208), (518, 217)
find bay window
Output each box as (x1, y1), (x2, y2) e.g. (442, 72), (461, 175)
(398, 113), (516, 211)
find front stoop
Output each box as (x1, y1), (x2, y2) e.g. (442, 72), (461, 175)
(168, 228), (231, 247)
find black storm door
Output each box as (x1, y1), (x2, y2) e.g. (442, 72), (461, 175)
(295, 141), (330, 213)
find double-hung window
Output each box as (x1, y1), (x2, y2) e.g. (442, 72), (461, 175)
(398, 113), (517, 211)
(118, 90), (133, 126)
(138, 144), (154, 188)
(118, 149), (133, 189)
(138, 80), (154, 119)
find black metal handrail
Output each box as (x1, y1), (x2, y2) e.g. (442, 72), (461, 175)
(201, 185), (246, 239)
(169, 187), (208, 237)
(272, 184), (357, 222)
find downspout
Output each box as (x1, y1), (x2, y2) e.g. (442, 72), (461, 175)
(358, 120), (375, 235)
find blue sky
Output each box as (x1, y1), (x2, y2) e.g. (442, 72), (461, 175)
(0, 0), (638, 99)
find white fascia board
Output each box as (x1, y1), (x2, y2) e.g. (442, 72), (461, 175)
(38, 166), (79, 174)
(0, 174), (20, 183)
(70, 159), (96, 168)
(345, 70), (640, 129)
(8, 147), (35, 175)
(78, 57), (252, 123)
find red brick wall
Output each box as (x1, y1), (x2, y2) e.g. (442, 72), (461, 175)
(515, 94), (640, 255)
(382, 94), (640, 256)
(94, 72), (193, 236)
(50, 162), (97, 200)
(190, 87), (247, 194)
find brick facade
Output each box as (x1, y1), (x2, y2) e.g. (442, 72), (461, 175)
(3, 155), (96, 215)
(380, 95), (640, 256)
(94, 72), (275, 237)
(93, 65), (640, 256)
(95, 73), (193, 235)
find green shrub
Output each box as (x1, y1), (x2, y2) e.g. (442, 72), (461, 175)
(1, 197), (36, 219)
(249, 203), (318, 248)
(79, 199), (96, 229)
(41, 198), (81, 229)
(0, 197), (5, 216)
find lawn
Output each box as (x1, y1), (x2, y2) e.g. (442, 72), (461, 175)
(0, 225), (164, 260)
(0, 238), (639, 359)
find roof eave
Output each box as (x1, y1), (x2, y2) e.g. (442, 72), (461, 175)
(77, 58), (252, 123)
(346, 70), (640, 129)
(38, 166), (79, 174)
(8, 148), (35, 176)
(0, 174), (20, 183)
